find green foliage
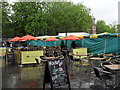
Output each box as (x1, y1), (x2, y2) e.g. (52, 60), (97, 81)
(109, 22), (117, 33)
(42, 2), (92, 35)
(2, 2), (13, 38)
(2, 1), (92, 37)
(11, 2), (40, 36)
(96, 20), (116, 33)
(117, 24), (120, 32)
(2, 1), (118, 38)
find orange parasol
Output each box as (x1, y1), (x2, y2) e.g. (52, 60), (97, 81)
(44, 37), (59, 41)
(62, 35), (80, 40)
(9, 36), (21, 42)
(20, 35), (38, 41)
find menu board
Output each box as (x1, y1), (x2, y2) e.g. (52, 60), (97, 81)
(7, 54), (14, 58)
(6, 53), (15, 64)
(48, 59), (68, 87)
(43, 59), (70, 90)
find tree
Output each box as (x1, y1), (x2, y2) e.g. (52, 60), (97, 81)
(42, 2), (92, 35)
(109, 22), (117, 33)
(2, 1), (92, 37)
(11, 2), (92, 36)
(96, 20), (116, 33)
(117, 24), (120, 32)
(11, 2), (40, 36)
(2, 2), (13, 38)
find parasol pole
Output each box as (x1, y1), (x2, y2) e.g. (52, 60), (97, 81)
(65, 29), (67, 49)
(104, 35), (109, 54)
(82, 39), (84, 47)
(54, 41), (56, 46)
(104, 38), (106, 54)
(45, 41), (46, 47)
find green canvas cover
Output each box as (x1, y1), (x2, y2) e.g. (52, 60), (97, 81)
(27, 33), (120, 55)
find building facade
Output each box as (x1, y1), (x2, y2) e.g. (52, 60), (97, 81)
(118, 1), (120, 32)
(118, 1), (120, 24)
(89, 16), (96, 34)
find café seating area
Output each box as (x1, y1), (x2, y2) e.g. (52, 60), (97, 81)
(2, 46), (120, 89)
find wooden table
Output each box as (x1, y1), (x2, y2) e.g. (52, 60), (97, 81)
(35, 57), (57, 63)
(90, 57), (105, 67)
(105, 54), (115, 57)
(90, 57), (105, 61)
(71, 54), (87, 66)
(42, 57), (57, 60)
(104, 65), (120, 71)
(40, 56), (64, 61)
(104, 64), (120, 87)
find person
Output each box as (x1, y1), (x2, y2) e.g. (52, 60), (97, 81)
(71, 41), (77, 49)
(2, 41), (6, 47)
(60, 41), (65, 51)
(10, 43), (13, 48)
(6, 41), (10, 47)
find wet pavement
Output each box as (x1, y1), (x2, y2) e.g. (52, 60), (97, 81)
(1, 57), (120, 90)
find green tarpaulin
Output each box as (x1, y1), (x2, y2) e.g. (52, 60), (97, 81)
(27, 33), (120, 55)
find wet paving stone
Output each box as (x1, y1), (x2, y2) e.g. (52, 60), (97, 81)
(1, 58), (120, 90)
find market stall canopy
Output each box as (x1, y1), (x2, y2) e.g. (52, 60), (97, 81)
(8, 36), (21, 42)
(84, 32), (120, 38)
(56, 36), (64, 39)
(36, 35), (57, 40)
(62, 35), (80, 40)
(76, 35), (87, 38)
(44, 37), (59, 41)
(20, 35), (38, 41)
(58, 32), (89, 37)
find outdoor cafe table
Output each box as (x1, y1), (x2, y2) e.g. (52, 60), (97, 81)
(90, 57), (105, 67)
(104, 64), (120, 88)
(71, 54), (87, 65)
(35, 56), (57, 64)
(40, 56), (64, 61)
(104, 54), (115, 58)
(41, 57), (57, 60)
(70, 53), (87, 58)
(90, 57), (105, 61)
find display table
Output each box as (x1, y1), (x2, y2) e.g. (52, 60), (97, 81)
(14, 50), (43, 65)
(0, 47), (6, 57)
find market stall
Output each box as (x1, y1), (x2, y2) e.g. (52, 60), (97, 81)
(14, 49), (43, 65)
(8, 35), (44, 65)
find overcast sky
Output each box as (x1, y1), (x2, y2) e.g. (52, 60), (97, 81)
(8, 0), (120, 25)
(70, 0), (120, 25)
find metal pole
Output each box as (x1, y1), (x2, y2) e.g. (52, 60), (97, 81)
(82, 39), (84, 47)
(66, 28), (67, 49)
(104, 38), (106, 54)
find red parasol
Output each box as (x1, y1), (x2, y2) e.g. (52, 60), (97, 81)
(20, 35), (38, 41)
(62, 35), (80, 40)
(44, 37), (59, 41)
(9, 36), (21, 42)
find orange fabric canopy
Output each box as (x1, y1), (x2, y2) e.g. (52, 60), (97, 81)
(62, 35), (80, 40)
(44, 37), (59, 41)
(20, 35), (38, 41)
(9, 36), (21, 42)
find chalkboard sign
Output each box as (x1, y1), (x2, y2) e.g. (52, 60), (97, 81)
(7, 54), (14, 58)
(43, 58), (70, 90)
(6, 53), (15, 64)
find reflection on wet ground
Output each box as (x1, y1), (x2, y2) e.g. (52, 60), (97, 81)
(1, 57), (120, 90)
